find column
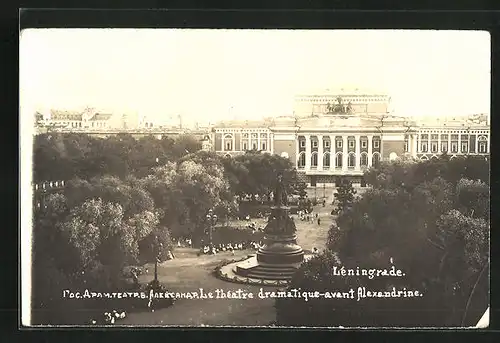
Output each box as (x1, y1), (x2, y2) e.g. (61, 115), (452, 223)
(438, 134), (442, 154)
(427, 133), (431, 154)
(270, 133), (274, 154)
(411, 134), (417, 157)
(342, 136), (348, 171)
(355, 135), (361, 171)
(448, 133), (452, 154)
(367, 135), (373, 166)
(417, 134), (421, 153)
(458, 132), (462, 154)
(318, 136), (324, 170)
(329, 135), (335, 170)
(221, 133), (224, 152)
(258, 133), (261, 151)
(465, 131), (470, 155)
(232, 134), (235, 152)
(475, 134), (479, 154)
(305, 134), (311, 170)
(379, 132), (383, 160)
(296, 136), (300, 165)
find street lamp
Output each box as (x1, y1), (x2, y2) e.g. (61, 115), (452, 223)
(205, 209), (218, 249)
(152, 235), (163, 286)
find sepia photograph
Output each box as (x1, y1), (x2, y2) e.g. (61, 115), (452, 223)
(20, 29), (490, 328)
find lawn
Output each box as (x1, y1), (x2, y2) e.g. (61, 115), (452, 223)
(119, 204), (334, 326)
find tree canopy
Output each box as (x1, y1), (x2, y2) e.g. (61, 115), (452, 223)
(277, 156), (490, 327)
(33, 132), (202, 182)
(32, 132), (302, 324)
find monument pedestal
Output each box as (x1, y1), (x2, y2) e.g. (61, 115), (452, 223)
(234, 205), (304, 281)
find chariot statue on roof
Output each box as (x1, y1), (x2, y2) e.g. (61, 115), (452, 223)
(333, 96), (345, 113)
(346, 101), (354, 114)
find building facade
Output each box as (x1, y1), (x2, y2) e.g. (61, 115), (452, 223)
(36, 107), (140, 131)
(211, 90), (490, 187)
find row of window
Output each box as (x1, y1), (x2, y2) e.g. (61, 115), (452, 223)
(299, 139), (380, 149)
(224, 142), (267, 151)
(419, 134), (488, 140)
(220, 131), (268, 135)
(54, 121), (108, 128)
(414, 141), (488, 154)
(298, 96), (387, 100)
(419, 130), (489, 134)
(298, 99), (386, 103)
(418, 136), (488, 142)
(241, 133), (268, 138)
(297, 152), (380, 169)
(222, 134), (268, 139)
(404, 140), (488, 153)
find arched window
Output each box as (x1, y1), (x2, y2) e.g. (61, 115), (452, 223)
(323, 152), (330, 167)
(373, 152), (381, 166)
(297, 152), (306, 169)
(478, 136), (488, 153)
(311, 152), (318, 167)
(360, 152), (368, 167)
(348, 153), (355, 168)
(223, 134), (233, 151)
(336, 153), (343, 168)
(420, 155), (428, 161)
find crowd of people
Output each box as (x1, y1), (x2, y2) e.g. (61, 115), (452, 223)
(297, 210), (321, 225)
(177, 238), (193, 248)
(198, 240), (264, 256)
(246, 221), (265, 233)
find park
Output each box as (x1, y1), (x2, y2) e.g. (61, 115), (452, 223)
(31, 132), (489, 327)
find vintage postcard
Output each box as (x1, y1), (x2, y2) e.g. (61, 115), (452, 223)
(20, 29), (490, 328)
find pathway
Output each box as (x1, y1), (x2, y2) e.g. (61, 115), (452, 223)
(119, 204), (333, 326)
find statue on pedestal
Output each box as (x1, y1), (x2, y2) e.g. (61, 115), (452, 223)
(267, 173), (296, 235)
(233, 173), (304, 280)
(274, 173), (288, 207)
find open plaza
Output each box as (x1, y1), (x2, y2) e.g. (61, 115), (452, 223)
(119, 203), (332, 326)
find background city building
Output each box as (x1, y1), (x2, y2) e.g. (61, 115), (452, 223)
(210, 89), (490, 187)
(35, 107), (140, 131)
(32, 88), (490, 188)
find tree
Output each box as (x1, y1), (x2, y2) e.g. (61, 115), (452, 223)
(33, 133), (73, 182)
(332, 179), (356, 215)
(294, 182), (308, 199)
(234, 151), (297, 201)
(454, 178), (489, 220)
(220, 154), (250, 198)
(128, 135), (166, 177)
(277, 158), (490, 327)
(33, 132), (206, 183)
(65, 175), (156, 219)
(364, 156), (489, 191)
(143, 160), (236, 243)
(171, 134), (202, 159)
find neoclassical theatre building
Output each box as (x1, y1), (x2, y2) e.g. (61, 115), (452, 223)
(208, 88), (490, 187)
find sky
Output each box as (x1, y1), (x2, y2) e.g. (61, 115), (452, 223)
(20, 29), (491, 126)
